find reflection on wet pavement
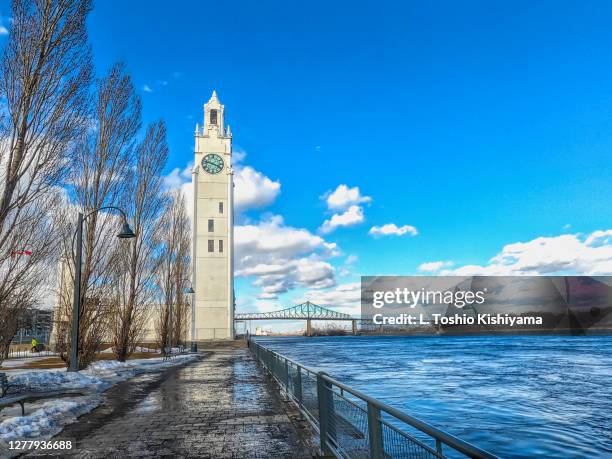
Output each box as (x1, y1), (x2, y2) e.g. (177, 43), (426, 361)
(27, 348), (316, 458)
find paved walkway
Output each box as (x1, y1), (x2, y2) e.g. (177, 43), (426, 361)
(29, 348), (317, 458)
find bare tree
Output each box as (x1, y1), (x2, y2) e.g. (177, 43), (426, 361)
(155, 190), (191, 353)
(172, 207), (191, 347)
(0, 190), (63, 364)
(57, 62), (141, 370)
(0, 0), (92, 362)
(109, 122), (168, 361)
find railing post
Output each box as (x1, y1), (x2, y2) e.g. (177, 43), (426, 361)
(295, 366), (303, 406)
(436, 438), (443, 456)
(367, 402), (385, 459)
(317, 372), (336, 455)
(275, 354), (280, 378)
(284, 358), (290, 390)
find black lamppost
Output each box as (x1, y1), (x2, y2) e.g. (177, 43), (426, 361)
(69, 206), (136, 372)
(167, 279), (194, 356)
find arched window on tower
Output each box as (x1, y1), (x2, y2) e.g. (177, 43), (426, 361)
(210, 109), (218, 125)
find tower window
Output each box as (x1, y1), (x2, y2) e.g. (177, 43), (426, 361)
(210, 109), (218, 125)
(219, 240), (224, 253)
(219, 202), (223, 214)
(208, 219), (214, 232)
(208, 240), (214, 252)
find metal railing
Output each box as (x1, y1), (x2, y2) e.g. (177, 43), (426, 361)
(5, 348), (56, 360)
(249, 340), (497, 459)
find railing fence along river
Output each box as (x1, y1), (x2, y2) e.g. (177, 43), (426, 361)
(249, 339), (496, 459)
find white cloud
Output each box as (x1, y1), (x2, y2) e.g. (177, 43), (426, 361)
(234, 166), (280, 213)
(236, 215), (339, 298)
(369, 223), (418, 237)
(232, 149), (247, 163)
(320, 205), (364, 234)
(162, 164), (194, 221)
(235, 215), (337, 267)
(0, 26), (8, 36)
(323, 184), (371, 210)
(423, 229), (612, 276)
(143, 84), (153, 93)
(418, 260), (453, 272)
(294, 258), (336, 289)
(345, 254), (358, 265)
(584, 229), (612, 247)
(338, 254), (358, 277)
(163, 164), (192, 191)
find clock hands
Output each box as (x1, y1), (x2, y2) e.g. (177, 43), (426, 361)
(202, 154), (224, 174)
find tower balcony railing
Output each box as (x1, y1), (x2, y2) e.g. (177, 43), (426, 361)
(248, 339), (497, 459)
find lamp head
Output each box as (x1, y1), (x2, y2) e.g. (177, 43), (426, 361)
(117, 222), (136, 239)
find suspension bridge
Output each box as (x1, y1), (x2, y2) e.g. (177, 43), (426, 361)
(234, 301), (363, 336)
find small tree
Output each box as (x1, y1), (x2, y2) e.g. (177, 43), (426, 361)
(155, 191), (191, 353)
(110, 122), (168, 361)
(59, 62), (141, 370)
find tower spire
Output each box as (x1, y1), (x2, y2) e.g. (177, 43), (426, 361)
(203, 90), (225, 136)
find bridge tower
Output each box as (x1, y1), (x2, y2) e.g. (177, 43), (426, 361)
(191, 91), (235, 340)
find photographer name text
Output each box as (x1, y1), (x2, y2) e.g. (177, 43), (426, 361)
(372, 313), (543, 326)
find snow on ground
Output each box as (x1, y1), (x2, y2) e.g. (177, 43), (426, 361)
(0, 354), (197, 445)
(135, 346), (160, 353)
(0, 355), (56, 369)
(0, 395), (102, 442)
(99, 345), (160, 354)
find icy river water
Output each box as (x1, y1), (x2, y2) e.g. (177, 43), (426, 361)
(255, 335), (612, 458)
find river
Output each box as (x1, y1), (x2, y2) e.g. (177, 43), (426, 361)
(255, 335), (612, 458)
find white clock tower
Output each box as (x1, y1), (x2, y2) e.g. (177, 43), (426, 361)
(191, 91), (234, 340)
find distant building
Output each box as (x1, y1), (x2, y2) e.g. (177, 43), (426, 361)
(12, 308), (54, 345)
(48, 257), (191, 349)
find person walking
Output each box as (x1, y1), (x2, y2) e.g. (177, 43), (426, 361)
(31, 338), (38, 353)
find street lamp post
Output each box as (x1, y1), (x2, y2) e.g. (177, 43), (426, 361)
(69, 206), (136, 372)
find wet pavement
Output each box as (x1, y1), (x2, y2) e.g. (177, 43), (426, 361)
(27, 348), (317, 458)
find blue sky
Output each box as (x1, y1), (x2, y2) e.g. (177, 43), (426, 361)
(3, 1), (612, 325)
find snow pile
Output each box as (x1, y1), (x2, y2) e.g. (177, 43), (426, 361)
(7, 354), (196, 395)
(0, 355), (56, 369)
(99, 345), (160, 354)
(85, 355), (196, 383)
(134, 346), (160, 353)
(0, 395), (101, 442)
(9, 369), (109, 394)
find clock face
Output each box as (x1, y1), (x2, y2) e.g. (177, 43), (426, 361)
(201, 153), (224, 174)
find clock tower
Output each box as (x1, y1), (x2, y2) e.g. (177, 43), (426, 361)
(191, 91), (234, 340)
